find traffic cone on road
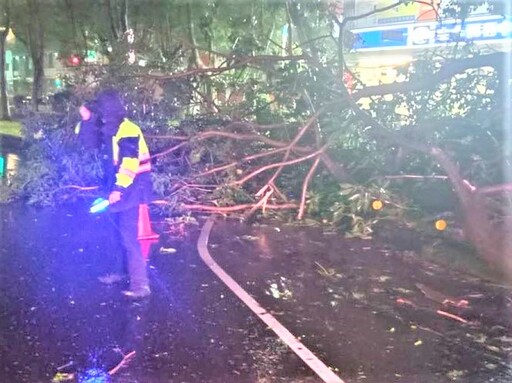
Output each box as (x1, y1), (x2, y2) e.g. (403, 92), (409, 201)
(138, 204), (159, 261)
(138, 204), (160, 240)
(139, 238), (158, 261)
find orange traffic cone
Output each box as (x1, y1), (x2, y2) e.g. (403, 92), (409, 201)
(139, 238), (158, 261)
(138, 204), (159, 261)
(138, 204), (160, 240)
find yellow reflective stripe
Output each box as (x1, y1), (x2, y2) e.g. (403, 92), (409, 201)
(116, 173), (134, 188)
(112, 119), (152, 164)
(138, 162), (151, 173)
(119, 167), (137, 178)
(139, 152), (151, 161)
(112, 136), (119, 165)
(111, 119), (152, 182)
(115, 157), (139, 188)
(121, 157), (139, 172)
(118, 119), (141, 137)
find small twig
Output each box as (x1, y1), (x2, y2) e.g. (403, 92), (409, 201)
(193, 87), (221, 114)
(270, 182), (288, 202)
(197, 162), (237, 177)
(245, 187), (274, 219)
(417, 325), (443, 337)
(108, 350), (136, 375)
(57, 185), (99, 191)
(314, 261), (335, 276)
(382, 175), (449, 180)
(224, 120), (291, 131)
(151, 142), (188, 159)
(436, 310), (468, 323)
(146, 134), (188, 140)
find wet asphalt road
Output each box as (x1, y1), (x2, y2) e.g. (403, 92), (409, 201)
(0, 203), (316, 383)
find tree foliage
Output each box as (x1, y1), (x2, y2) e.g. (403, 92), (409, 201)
(4, 0), (512, 272)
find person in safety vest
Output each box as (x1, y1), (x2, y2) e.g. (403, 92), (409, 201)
(76, 89), (153, 298)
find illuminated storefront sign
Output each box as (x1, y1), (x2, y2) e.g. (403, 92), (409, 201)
(351, 16), (512, 51)
(374, 0), (440, 24)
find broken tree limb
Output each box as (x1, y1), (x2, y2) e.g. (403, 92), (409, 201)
(196, 147), (289, 178)
(233, 145), (328, 186)
(298, 156), (321, 220)
(181, 202), (298, 213)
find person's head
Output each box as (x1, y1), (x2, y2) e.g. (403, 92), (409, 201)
(79, 100), (100, 121)
(95, 89), (126, 127)
(79, 105), (91, 120)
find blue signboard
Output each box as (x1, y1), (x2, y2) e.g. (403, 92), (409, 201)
(351, 15), (512, 51)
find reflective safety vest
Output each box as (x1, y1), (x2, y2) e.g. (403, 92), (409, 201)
(112, 118), (151, 190)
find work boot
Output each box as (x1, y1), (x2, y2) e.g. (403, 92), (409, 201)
(98, 273), (126, 284)
(121, 285), (151, 299)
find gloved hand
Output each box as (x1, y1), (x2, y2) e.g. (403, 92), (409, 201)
(108, 190), (122, 204)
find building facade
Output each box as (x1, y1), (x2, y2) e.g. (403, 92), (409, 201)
(343, 1), (511, 91)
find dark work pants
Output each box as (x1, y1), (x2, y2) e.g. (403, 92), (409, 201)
(109, 205), (149, 291)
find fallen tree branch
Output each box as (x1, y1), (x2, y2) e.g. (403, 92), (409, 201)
(233, 145), (328, 186)
(298, 156), (321, 220)
(196, 147), (289, 177)
(181, 202), (298, 212)
(151, 142), (189, 159)
(478, 183), (512, 195)
(264, 108), (326, 188)
(382, 175), (449, 180)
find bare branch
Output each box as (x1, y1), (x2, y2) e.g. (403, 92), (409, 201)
(298, 156), (321, 220)
(233, 145), (328, 186)
(479, 183), (512, 195)
(181, 202), (298, 213)
(382, 175), (449, 180)
(197, 147), (288, 177)
(151, 142), (188, 159)
(140, 54), (307, 80)
(267, 108), (326, 184)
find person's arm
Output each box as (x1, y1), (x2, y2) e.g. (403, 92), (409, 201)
(75, 104), (101, 149)
(109, 137), (140, 203)
(115, 135), (140, 191)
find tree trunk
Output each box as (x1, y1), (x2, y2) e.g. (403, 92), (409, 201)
(186, 2), (204, 69)
(0, 36), (9, 120)
(430, 147), (506, 272)
(25, 0), (44, 111)
(0, 0), (10, 120)
(106, 0), (119, 41)
(31, 55), (44, 111)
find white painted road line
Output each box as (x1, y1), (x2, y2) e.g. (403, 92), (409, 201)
(197, 218), (345, 383)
